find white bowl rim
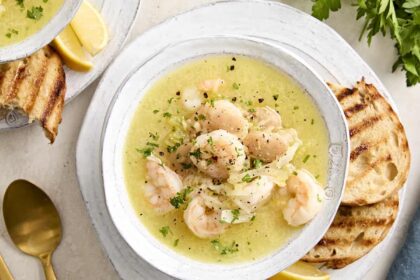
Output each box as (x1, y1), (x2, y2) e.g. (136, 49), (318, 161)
(101, 35), (350, 280)
(0, 0), (82, 63)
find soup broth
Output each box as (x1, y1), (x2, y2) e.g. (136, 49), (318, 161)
(123, 55), (329, 263)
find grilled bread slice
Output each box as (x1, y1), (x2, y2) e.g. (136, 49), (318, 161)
(302, 194), (399, 268)
(0, 46), (66, 143)
(330, 80), (410, 205)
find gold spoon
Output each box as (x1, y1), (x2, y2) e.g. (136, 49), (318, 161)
(3, 179), (62, 280)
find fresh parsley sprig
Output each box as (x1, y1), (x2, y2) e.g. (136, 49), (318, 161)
(311, 0), (420, 87)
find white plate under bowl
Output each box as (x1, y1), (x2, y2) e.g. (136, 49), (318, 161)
(101, 36), (350, 280)
(0, 0), (141, 130)
(0, 0), (82, 63)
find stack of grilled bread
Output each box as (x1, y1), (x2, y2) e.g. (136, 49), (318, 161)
(0, 46), (66, 143)
(302, 79), (410, 268)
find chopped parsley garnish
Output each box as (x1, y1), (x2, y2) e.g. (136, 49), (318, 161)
(159, 226), (171, 237)
(244, 100), (253, 106)
(210, 240), (239, 255)
(167, 97), (174, 104)
(198, 114), (206, 120)
(27, 6), (43, 20)
(167, 143), (181, 153)
(292, 171), (298, 176)
(174, 239), (179, 247)
(232, 82), (240, 90)
(153, 109), (159, 114)
(315, 174), (320, 179)
(231, 209), (240, 223)
(136, 147), (153, 158)
(190, 149), (202, 159)
(248, 108), (256, 113)
(5, 33), (11, 38)
(163, 112), (172, 118)
(242, 174), (257, 183)
(250, 215), (256, 222)
(273, 94), (279, 101)
(252, 159), (263, 169)
(170, 186), (193, 209)
(43, 0), (48, 3)
(207, 136), (214, 146)
(311, 118), (315, 125)
(149, 132), (159, 140)
(293, 105), (299, 110)
(146, 142), (159, 147)
(303, 155), (311, 163)
(16, 0), (24, 8)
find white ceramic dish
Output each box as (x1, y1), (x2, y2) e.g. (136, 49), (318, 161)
(0, 0), (141, 130)
(76, 1), (407, 279)
(0, 0), (82, 63)
(101, 36), (350, 280)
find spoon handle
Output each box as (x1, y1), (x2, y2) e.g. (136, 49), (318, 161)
(0, 255), (14, 280)
(39, 253), (56, 280)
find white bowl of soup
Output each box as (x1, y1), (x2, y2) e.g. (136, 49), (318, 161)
(0, 0), (81, 63)
(102, 36), (350, 280)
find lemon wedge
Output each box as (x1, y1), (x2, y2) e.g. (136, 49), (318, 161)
(269, 261), (330, 280)
(52, 25), (93, 72)
(70, 1), (108, 55)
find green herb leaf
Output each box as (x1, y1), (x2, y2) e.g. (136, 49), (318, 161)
(252, 159), (263, 169)
(159, 226), (171, 237)
(210, 240), (239, 255)
(231, 209), (240, 223)
(190, 149), (202, 159)
(136, 147), (153, 158)
(311, 0), (341, 21)
(232, 82), (240, 89)
(174, 239), (179, 247)
(242, 174), (258, 183)
(170, 186), (193, 209)
(303, 154), (311, 163)
(27, 6), (43, 20)
(16, 0), (24, 8)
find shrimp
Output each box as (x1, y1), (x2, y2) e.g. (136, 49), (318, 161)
(196, 100), (249, 139)
(190, 129), (246, 180)
(144, 155), (183, 214)
(252, 106), (282, 131)
(282, 169), (325, 226)
(230, 175), (275, 213)
(184, 196), (228, 238)
(181, 87), (202, 111)
(198, 78), (224, 92)
(244, 129), (296, 162)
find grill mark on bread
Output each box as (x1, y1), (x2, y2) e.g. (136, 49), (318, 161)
(41, 75), (65, 126)
(344, 103), (367, 118)
(330, 218), (389, 228)
(336, 87), (356, 101)
(6, 61), (27, 103)
(349, 115), (382, 138)
(25, 56), (49, 112)
(350, 137), (387, 162)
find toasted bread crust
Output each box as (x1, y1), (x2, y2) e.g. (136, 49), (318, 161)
(302, 194), (399, 268)
(0, 46), (66, 142)
(329, 79), (410, 205)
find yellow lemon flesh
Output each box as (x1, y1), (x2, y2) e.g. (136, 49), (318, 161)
(52, 25), (93, 72)
(269, 261), (330, 280)
(70, 0), (108, 56)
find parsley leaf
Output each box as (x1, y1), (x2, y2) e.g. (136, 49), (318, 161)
(312, 0), (341, 20)
(27, 6), (43, 20)
(311, 0), (420, 86)
(170, 186), (193, 209)
(159, 226), (171, 237)
(210, 240), (239, 255)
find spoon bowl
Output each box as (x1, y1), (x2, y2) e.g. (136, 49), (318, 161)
(3, 179), (62, 280)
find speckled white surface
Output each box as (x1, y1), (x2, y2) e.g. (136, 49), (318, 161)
(0, 1), (418, 280)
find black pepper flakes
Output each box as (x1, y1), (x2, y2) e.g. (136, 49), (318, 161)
(258, 98), (264, 103)
(232, 57), (236, 61)
(230, 65), (235, 71)
(231, 96), (237, 102)
(176, 91), (180, 96)
(203, 92), (208, 98)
